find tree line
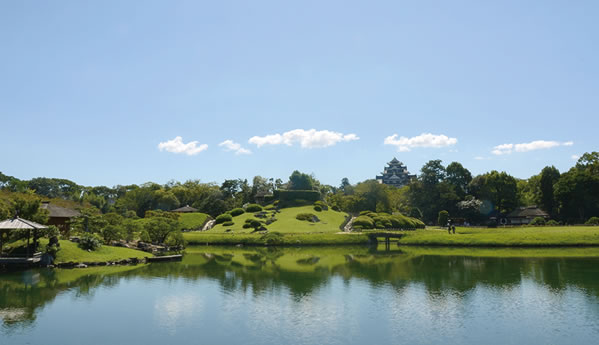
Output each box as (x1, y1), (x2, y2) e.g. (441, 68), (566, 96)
(1, 152), (598, 225)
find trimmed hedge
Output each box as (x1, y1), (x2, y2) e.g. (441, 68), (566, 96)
(274, 190), (321, 202)
(352, 212), (425, 230)
(546, 220), (559, 226)
(215, 213), (233, 224)
(586, 217), (599, 225)
(230, 208), (245, 217)
(222, 221), (235, 226)
(314, 205), (322, 212)
(246, 204), (263, 212)
(353, 216), (375, 229)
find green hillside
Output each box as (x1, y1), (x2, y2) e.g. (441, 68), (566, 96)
(209, 206), (348, 234)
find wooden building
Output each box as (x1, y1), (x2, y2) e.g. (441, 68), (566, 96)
(40, 201), (80, 233)
(507, 206), (550, 225)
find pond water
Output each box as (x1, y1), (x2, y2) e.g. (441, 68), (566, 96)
(2, 245), (599, 345)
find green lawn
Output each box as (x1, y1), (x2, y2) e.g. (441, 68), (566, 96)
(208, 206), (348, 233)
(45, 239), (149, 264)
(184, 232), (369, 246)
(399, 226), (599, 246)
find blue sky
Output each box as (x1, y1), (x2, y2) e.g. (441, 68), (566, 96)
(0, 1), (597, 187)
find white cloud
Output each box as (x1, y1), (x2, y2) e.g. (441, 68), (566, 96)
(219, 140), (252, 155)
(474, 156), (485, 160)
(158, 136), (208, 156)
(383, 133), (457, 152)
(249, 129), (359, 148)
(572, 154), (580, 160)
(491, 140), (574, 155)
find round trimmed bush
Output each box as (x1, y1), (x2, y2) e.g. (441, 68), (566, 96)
(314, 205), (322, 212)
(215, 213), (233, 224)
(230, 208), (245, 217)
(246, 204), (262, 212)
(222, 221), (235, 226)
(585, 217), (599, 225)
(359, 211), (371, 216)
(331, 205), (340, 211)
(546, 220), (559, 226)
(296, 213), (317, 222)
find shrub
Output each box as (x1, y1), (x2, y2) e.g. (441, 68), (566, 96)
(242, 223), (252, 229)
(45, 243), (60, 257)
(215, 214), (233, 224)
(314, 205), (322, 212)
(331, 205), (340, 211)
(164, 231), (185, 248)
(529, 217), (546, 226)
(438, 210), (449, 226)
(296, 213), (317, 222)
(353, 216), (374, 229)
(314, 201), (328, 210)
(246, 204), (263, 212)
(546, 220), (559, 226)
(249, 219), (262, 230)
(78, 233), (102, 251)
(230, 208), (245, 217)
(101, 224), (124, 244)
(222, 221), (234, 226)
(139, 230), (151, 242)
(585, 217), (599, 225)
(261, 232), (283, 245)
(359, 211), (371, 216)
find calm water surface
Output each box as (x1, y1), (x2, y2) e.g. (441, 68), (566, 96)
(2, 246), (599, 345)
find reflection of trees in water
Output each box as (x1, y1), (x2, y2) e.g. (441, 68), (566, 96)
(2, 249), (599, 330)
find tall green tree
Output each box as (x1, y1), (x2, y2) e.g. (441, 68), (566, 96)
(539, 166), (560, 218)
(469, 171), (518, 214)
(288, 171), (315, 190)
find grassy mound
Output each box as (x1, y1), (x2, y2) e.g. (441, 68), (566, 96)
(178, 212), (210, 230)
(43, 239), (148, 264)
(208, 206), (347, 233)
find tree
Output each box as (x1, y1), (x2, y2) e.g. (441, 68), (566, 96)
(420, 160), (446, 186)
(555, 161), (599, 222)
(445, 162), (472, 198)
(340, 178), (354, 195)
(539, 166), (560, 218)
(469, 171), (518, 214)
(145, 213), (180, 244)
(288, 171), (314, 190)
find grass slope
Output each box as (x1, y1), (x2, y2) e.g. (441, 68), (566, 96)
(184, 232), (369, 246)
(399, 226), (599, 246)
(178, 212), (210, 230)
(46, 239), (149, 264)
(209, 206), (348, 233)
